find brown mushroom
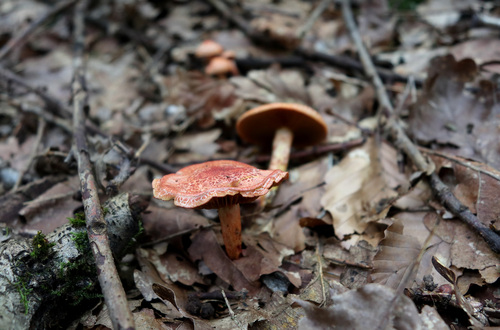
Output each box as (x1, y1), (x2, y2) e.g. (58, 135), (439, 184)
(236, 103), (328, 171)
(195, 40), (224, 59)
(152, 160), (288, 259)
(205, 56), (239, 77)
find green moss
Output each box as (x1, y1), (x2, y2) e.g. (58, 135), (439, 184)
(68, 212), (86, 227)
(71, 231), (90, 252)
(30, 231), (55, 261)
(52, 230), (102, 305)
(14, 277), (32, 314)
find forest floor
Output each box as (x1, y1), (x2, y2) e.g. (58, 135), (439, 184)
(0, 0), (499, 329)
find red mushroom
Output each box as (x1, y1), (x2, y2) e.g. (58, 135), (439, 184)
(152, 160), (288, 259)
(195, 40), (224, 59)
(236, 103), (328, 171)
(205, 56), (239, 77)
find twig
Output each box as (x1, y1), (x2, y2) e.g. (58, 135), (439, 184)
(71, 1), (135, 329)
(340, 0), (500, 254)
(12, 118), (46, 191)
(252, 138), (365, 164)
(315, 242), (327, 307)
(420, 147), (500, 182)
(221, 289), (245, 330)
(0, 0), (77, 61)
(296, 0), (332, 39)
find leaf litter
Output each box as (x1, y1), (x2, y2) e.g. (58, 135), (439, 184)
(1, 0), (500, 329)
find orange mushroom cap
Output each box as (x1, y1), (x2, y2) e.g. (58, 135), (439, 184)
(236, 103), (328, 148)
(205, 56), (239, 76)
(195, 40), (224, 58)
(152, 160), (288, 209)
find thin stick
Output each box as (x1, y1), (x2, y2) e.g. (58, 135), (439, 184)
(419, 147), (500, 182)
(71, 1), (135, 328)
(340, 0), (500, 254)
(315, 242), (327, 307)
(296, 0), (332, 39)
(0, 0), (77, 61)
(221, 289), (245, 330)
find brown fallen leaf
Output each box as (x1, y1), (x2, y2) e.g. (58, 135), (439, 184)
(321, 138), (408, 241)
(188, 228), (261, 295)
(271, 156), (330, 251)
(296, 283), (423, 330)
(19, 177), (81, 233)
(371, 219), (421, 290)
(141, 204), (210, 243)
(432, 256), (487, 327)
(409, 55), (500, 169)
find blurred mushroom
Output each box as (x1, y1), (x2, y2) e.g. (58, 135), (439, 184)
(152, 160), (288, 259)
(236, 103), (328, 171)
(205, 56), (239, 77)
(195, 40), (224, 59)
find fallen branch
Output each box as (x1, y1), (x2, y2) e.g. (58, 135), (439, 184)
(71, 0), (135, 328)
(340, 0), (500, 254)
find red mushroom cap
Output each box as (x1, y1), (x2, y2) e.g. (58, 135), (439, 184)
(236, 103), (328, 148)
(152, 160), (288, 209)
(195, 40), (224, 58)
(205, 56), (239, 76)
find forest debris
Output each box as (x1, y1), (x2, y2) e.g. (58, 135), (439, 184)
(296, 283), (423, 330)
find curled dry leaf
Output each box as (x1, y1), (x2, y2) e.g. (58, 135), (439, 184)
(321, 138), (408, 241)
(431, 257), (487, 327)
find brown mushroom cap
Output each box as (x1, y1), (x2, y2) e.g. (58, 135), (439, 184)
(195, 40), (224, 58)
(236, 103), (328, 148)
(205, 56), (239, 76)
(152, 160), (288, 209)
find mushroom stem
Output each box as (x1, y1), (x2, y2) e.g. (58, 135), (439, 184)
(269, 126), (294, 171)
(218, 203), (242, 259)
(258, 126), (293, 209)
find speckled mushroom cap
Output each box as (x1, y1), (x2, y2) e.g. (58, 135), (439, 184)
(236, 103), (328, 148)
(152, 160), (288, 209)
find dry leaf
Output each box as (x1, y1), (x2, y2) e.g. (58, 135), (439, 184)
(321, 138), (408, 240)
(296, 283), (423, 330)
(371, 219), (421, 289)
(409, 55), (500, 169)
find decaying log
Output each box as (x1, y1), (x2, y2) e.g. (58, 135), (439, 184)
(0, 193), (144, 330)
